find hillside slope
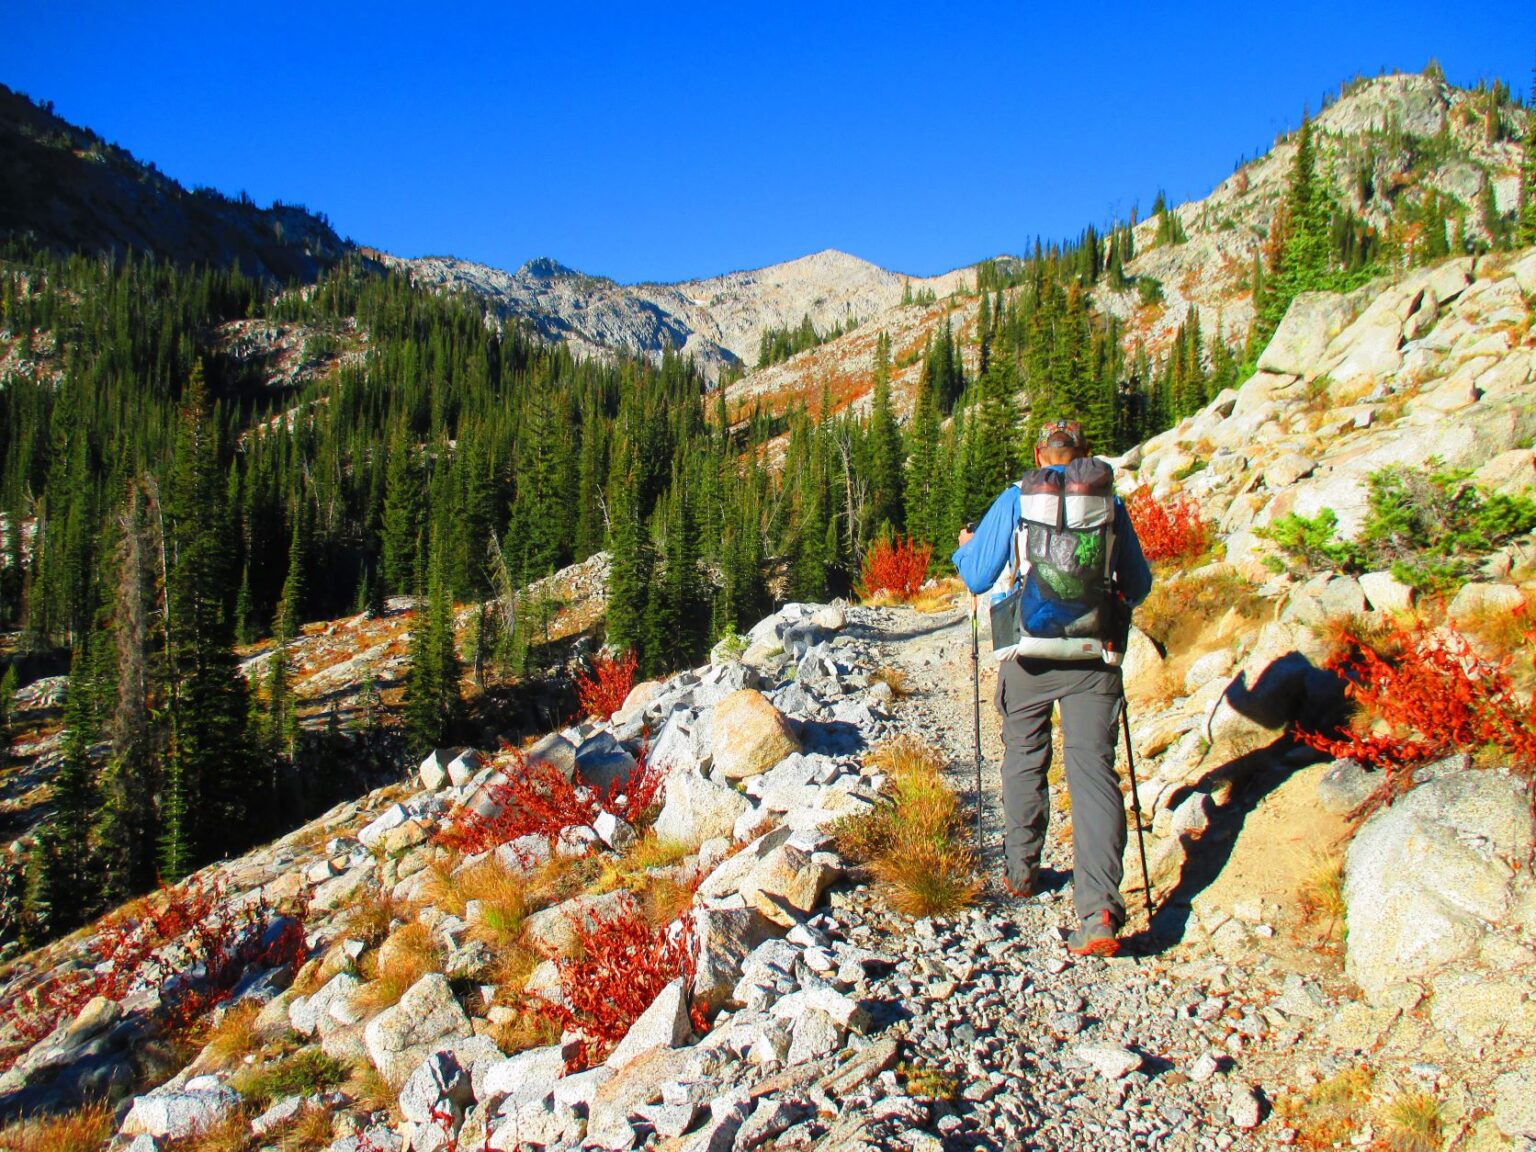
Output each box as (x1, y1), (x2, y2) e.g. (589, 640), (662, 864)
(3, 246), (1534, 1150)
(0, 83), (349, 282)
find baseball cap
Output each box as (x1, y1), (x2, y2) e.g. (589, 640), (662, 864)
(1037, 419), (1087, 450)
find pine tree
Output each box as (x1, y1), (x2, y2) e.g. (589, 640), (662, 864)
(159, 363), (252, 878)
(402, 548), (462, 758)
(97, 486), (156, 902)
(1519, 98), (1536, 247)
(37, 636), (104, 933)
(381, 424), (424, 596)
(866, 333), (905, 535)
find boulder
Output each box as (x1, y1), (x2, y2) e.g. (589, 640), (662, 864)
(711, 690), (801, 781)
(700, 829), (839, 927)
(574, 732), (638, 791)
(522, 891), (635, 958)
(399, 1050), (472, 1126)
(1262, 453), (1317, 489)
(812, 602), (847, 631)
(652, 768), (752, 848)
(419, 748), (459, 791)
(692, 907), (778, 1012)
(1448, 582), (1525, 624)
(593, 810), (638, 852)
(1357, 570), (1414, 613)
(358, 804), (411, 849)
(122, 1078), (241, 1139)
(606, 978), (691, 1069)
(526, 732), (578, 780)
(482, 1043), (571, 1112)
(613, 680), (665, 727)
(1257, 291), (1368, 379)
(1344, 769), (1532, 1004)
(1493, 1057), (1536, 1139)
(364, 973), (474, 1089)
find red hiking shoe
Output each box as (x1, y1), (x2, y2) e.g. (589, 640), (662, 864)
(1067, 911), (1121, 957)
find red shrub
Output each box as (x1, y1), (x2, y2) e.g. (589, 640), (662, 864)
(1125, 488), (1212, 563)
(858, 536), (932, 601)
(438, 743), (665, 858)
(575, 651), (638, 721)
(1298, 618), (1536, 820)
(0, 877), (306, 1069)
(526, 899), (697, 1069)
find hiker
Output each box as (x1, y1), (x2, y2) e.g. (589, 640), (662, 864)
(953, 419), (1153, 956)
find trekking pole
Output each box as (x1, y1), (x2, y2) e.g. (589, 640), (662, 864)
(971, 596), (984, 858)
(1120, 693), (1156, 929)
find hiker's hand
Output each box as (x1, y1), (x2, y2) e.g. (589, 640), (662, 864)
(957, 527), (975, 548)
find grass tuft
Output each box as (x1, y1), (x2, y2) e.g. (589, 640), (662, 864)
(232, 1048), (350, 1107)
(277, 1104), (335, 1152)
(834, 736), (981, 918)
(1297, 850), (1347, 941)
(356, 921), (442, 1011)
(1380, 1091), (1443, 1152)
(1275, 1065), (1374, 1149)
(0, 1100), (115, 1152)
(900, 1061), (960, 1101)
(869, 666), (910, 697)
(195, 1001), (266, 1070)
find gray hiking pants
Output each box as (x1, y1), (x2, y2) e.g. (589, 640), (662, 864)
(996, 657), (1127, 926)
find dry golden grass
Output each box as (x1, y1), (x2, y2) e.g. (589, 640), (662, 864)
(1275, 1065), (1374, 1149)
(342, 885), (416, 950)
(346, 1059), (395, 1116)
(163, 1109), (256, 1152)
(487, 940), (544, 1001)
(1297, 850), (1347, 941)
(1457, 591), (1536, 661)
(869, 666), (910, 697)
(1136, 568), (1267, 654)
(909, 577), (966, 614)
(356, 921), (442, 1011)
(195, 1001), (265, 1070)
(489, 1003), (563, 1054)
(455, 857), (531, 945)
(835, 737), (981, 918)
(277, 1105), (335, 1152)
(1380, 1091), (1442, 1152)
(900, 1061), (960, 1101)
(0, 1100), (115, 1152)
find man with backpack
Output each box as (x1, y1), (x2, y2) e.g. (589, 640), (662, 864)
(953, 419), (1153, 957)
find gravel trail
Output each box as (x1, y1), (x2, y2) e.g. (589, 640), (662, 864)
(829, 603), (1287, 1151)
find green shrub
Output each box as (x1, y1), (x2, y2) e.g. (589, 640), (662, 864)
(1137, 277), (1165, 306)
(1261, 508), (1358, 573)
(233, 1049), (350, 1106)
(1261, 465), (1536, 592)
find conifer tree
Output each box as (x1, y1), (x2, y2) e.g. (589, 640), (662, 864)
(1519, 100), (1536, 247)
(381, 424), (424, 596)
(159, 363), (252, 878)
(402, 547), (462, 758)
(97, 486), (156, 901)
(866, 333), (905, 535)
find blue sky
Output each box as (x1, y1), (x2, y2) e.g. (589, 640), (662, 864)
(4, 2), (1532, 283)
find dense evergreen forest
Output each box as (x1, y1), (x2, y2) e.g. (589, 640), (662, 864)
(0, 85), (1532, 951)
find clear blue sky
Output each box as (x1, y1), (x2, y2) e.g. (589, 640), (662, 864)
(4, 2), (1532, 283)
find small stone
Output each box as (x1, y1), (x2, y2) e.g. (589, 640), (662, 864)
(1228, 1083), (1265, 1130)
(1072, 1044), (1143, 1080)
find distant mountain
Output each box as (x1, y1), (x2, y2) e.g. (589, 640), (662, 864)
(387, 247), (971, 377)
(0, 83), (349, 281)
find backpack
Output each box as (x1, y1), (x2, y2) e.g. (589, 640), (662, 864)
(989, 456), (1122, 663)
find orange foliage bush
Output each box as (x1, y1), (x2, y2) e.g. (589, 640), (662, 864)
(0, 878), (306, 1069)
(526, 898), (698, 1069)
(858, 536), (932, 600)
(1297, 618), (1536, 819)
(439, 744), (665, 858)
(575, 651), (638, 721)
(1125, 488), (1212, 563)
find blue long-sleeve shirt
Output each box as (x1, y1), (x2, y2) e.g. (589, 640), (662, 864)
(951, 473), (1153, 608)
